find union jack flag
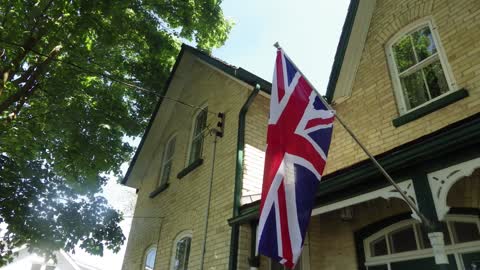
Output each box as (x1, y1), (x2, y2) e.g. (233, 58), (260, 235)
(257, 48), (335, 268)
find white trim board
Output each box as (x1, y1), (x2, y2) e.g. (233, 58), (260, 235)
(311, 180), (420, 221)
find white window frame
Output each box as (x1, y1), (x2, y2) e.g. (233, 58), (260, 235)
(385, 17), (457, 115)
(143, 245), (157, 270)
(159, 134), (176, 187)
(170, 230), (193, 270)
(186, 105), (208, 166)
(364, 215), (480, 269)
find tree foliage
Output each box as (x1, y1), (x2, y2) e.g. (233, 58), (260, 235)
(0, 0), (231, 266)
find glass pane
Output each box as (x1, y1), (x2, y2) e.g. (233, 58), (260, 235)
(412, 27), (437, 62)
(393, 35), (416, 72)
(145, 248), (156, 269)
(420, 223), (451, 249)
(389, 225), (417, 253)
(370, 236), (388, 256)
(189, 138), (203, 164)
(167, 137), (176, 158)
(452, 221), (480, 243)
(160, 161), (172, 185)
(175, 237), (191, 270)
(400, 69), (429, 109)
(423, 61), (449, 99)
(194, 109), (208, 137)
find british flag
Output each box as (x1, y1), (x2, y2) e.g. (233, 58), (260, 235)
(257, 48), (335, 268)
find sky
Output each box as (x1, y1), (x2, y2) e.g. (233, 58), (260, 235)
(73, 1), (350, 269)
(214, 0), (350, 95)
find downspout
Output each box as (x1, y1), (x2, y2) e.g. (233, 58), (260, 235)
(228, 84), (260, 270)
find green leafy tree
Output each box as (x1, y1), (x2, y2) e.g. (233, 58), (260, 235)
(0, 0), (231, 266)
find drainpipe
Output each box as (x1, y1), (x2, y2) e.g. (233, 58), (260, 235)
(228, 84), (261, 270)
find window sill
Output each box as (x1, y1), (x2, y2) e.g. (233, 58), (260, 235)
(177, 159), (203, 179)
(149, 183), (169, 198)
(392, 88), (468, 127)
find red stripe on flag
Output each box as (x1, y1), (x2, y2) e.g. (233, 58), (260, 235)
(277, 180), (293, 265)
(305, 116), (335, 129)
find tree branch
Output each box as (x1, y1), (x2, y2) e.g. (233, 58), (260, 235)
(0, 45), (62, 115)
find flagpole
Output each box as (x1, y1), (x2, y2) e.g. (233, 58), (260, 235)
(273, 42), (432, 228)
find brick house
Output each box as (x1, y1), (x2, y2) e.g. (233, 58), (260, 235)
(121, 0), (480, 269)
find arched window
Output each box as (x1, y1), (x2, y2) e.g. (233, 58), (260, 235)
(188, 106), (208, 165)
(386, 18), (456, 114)
(143, 245), (157, 270)
(363, 215), (480, 270)
(159, 134), (176, 186)
(171, 231), (192, 270)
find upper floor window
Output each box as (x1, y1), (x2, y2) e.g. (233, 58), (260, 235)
(171, 232), (192, 270)
(387, 19), (456, 113)
(159, 135), (176, 186)
(144, 245), (157, 270)
(188, 107), (207, 165)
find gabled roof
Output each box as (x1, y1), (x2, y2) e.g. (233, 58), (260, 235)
(325, 0), (376, 103)
(121, 44), (271, 185)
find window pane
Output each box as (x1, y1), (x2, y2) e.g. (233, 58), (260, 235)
(145, 248), (156, 269)
(174, 237), (191, 270)
(190, 108), (207, 164)
(194, 109), (208, 137)
(393, 35), (416, 72)
(160, 161), (172, 185)
(423, 61), (449, 99)
(167, 137), (176, 158)
(370, 236), (388, 256)
(189, 138), (203, 164)
(412, 27), (437, 62)
(389, 225), (417, 253)
(400, 70), (429, 109)
(452, 221), (480, 243)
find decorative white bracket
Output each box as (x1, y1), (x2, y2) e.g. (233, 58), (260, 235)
(427, 157), (480, 220)
(312, 180), (420, 221)
(379, 180), (420, 221)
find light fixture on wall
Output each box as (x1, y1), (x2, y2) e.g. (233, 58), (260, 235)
(340, 206), (353, 221)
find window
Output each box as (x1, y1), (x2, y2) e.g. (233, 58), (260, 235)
(188, 107), (207, 165)
(159, 135), (176, 186)
(387, 19), (455, 113)
(364, 215), (480, 269)
(144, 246), (157, 270)
(388, 225), (417, 253)
(171, 232), (192, 270)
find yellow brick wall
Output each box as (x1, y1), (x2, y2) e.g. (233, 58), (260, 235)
(241, 94), (269, 205)
(325, 0), (480, 174)
(307, 198), (410, 270)
(237, 1), (480, 268)
(122, 53), (252, 270)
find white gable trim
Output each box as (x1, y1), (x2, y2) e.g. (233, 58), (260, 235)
(332, 0), (376, 103)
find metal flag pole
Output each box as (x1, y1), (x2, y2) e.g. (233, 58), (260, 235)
(273, 42), (432, 228)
